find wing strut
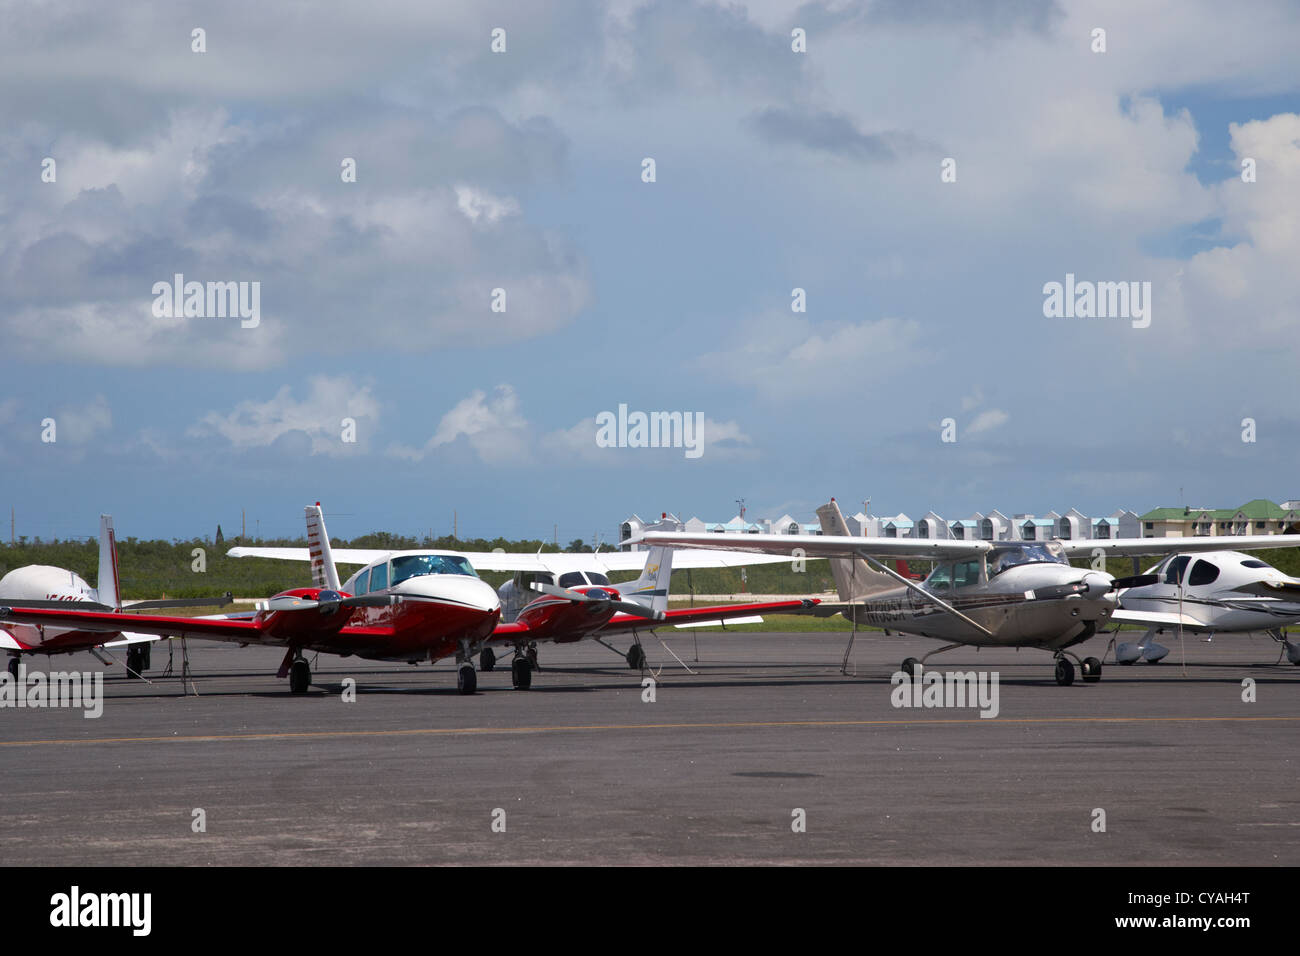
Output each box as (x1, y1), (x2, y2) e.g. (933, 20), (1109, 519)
(857, 552), (995, 639)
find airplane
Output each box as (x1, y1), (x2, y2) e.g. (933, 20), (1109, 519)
(0, 505), (816, 695)
(226, 513), (798, 624)
(633, 498), (1300, 686)
(0, 515), (230, 678)
(1109, 550), (1300, 665)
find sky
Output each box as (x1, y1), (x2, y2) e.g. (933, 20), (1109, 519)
(2, 0), (1298, 544)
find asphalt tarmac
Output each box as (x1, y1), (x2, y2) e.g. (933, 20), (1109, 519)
(2, 631), (1297, 865)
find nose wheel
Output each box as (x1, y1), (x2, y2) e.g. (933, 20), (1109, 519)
(457, 664), (477, 695)
(288, 658), (312, 694)
(626, 644), (646, 670)
(511, 656), (533, 690)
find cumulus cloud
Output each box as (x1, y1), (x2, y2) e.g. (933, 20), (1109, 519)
(53, 394), (112, 443)
(966, 408), (1009, 435)
(187, 375), (379, 456)
(746, 107), (934, 163)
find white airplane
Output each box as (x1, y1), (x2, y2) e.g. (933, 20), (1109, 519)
(0, 516), (229, 677)
(228, 511), (796, 624)
(1111, 549), (1300, 664)
(635, 498), (1300, 685)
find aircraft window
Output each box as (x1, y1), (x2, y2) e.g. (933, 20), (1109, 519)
(1240, 559), (1269, 569)
(588, 572), (611, 586)
(370, 562), (389, 590)
(558, 572), (588, 588)
(352, 569), (370, 595)
(1163, 555), (1190, 585)
(926, 564), (953, 590)
(989, 544), (1067, 577)
(391, 554), (478, 585)
(1188, 560), (1219, 586)
(952, 559), (982, 587)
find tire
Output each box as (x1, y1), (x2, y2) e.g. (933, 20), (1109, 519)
(626, 645), (646, 670)
(511, 657), (532, 690)
(457, 664), (477, 695)
(289, 660), (311, 694)
(902, 657), (919, 678)
(1082, 656), (1102, 683)
(1054, 658), (1075, 687)
(479, 648), (496, 672)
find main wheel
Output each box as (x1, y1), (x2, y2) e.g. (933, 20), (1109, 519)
(526, 645), (539, 670)
(902, 657), (919, 678)
(457, 664), (477, 695)
(6, 657), (18, 679)
(1081, 656), (1102, 683)
(289, 659), (311, 694)
(626, 644), (646, 669)
(1054, 657), (1075, 687)
(126, 645), (144, 677)
(479, 648), (496, 672)
(511, 657), (533, 690)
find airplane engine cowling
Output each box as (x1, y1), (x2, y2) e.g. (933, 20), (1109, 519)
(1142, 641), (1170, 662)
(1115, 642), (1142, 663)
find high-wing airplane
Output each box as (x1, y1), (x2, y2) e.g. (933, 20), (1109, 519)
(1110, 550), (1300, 665)
(0, 515), (230, 678)
(0, 505), (816, 695)
(634, 498), (1300, 686)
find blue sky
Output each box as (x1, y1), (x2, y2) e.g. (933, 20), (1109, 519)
(3, 0), (1299, 543)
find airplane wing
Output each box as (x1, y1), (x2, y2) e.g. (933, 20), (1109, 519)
(1058, 534), (1300, 557)
(635, 531), (991, 561)
(0, 605), (393, 650)
(228, 546), (798, 572)
(1111, 608), (1207, 629)
(487, 599), (817, 644)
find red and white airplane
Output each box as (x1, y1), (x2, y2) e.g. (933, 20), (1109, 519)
(0, 515), (229, 678)
(0, 505), (816, 695)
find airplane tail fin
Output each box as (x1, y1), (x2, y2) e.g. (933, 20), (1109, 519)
(619, 545), (674, 615)
(97, 514), (122, 610)
(815, 499), (895, 601)
(305, 503), (341, 591)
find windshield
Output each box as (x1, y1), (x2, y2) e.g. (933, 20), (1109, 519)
(989, 542), (1067, 576)
(390, 554), (479, 585)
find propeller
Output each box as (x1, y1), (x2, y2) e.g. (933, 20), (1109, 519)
(529, 582), (665, 621)
(126, 593), (234, 611)
(1030, 573), (1159, 601)
(1108, 574), (1158, 590)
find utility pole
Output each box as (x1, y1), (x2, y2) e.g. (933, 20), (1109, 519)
(10, 507), (13, 545)
(242, 509), (246, 539)
(453, 510), (457, 540)
(554, 524), (558, 548)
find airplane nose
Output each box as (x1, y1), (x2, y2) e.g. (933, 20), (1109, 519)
(1081, 572), (1115, 600)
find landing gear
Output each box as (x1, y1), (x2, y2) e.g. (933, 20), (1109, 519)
(6, 657), (18, 679)
(1054, 657), (1075, 687)
(626, 644), (646, 670)
(526, 644), (539, 671)
(901, 657), (919, 678)
(457, 664), (477, 695)
(479, 648), (496, 672)
(288, 658), (311, 694)
(125, 645), (147, 678)
(1080, 656), (1102, 683)
(511, 656), (533, 690)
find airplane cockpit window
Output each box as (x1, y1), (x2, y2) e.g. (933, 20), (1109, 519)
(391, 554), (479, 585)
(1240, 559), (1269, 569)
(925, 564), (953, 590)
(588, 572), (611, 586)
(1163, 555), (1191, 585)
(558, 572), (588, 588)
(351, 569), (370, 595)
(988, 543), (1068, 577)
(370, 562), (389, 591)
(1188, 560), (1220, 586)
(952, 559), (982, 588)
